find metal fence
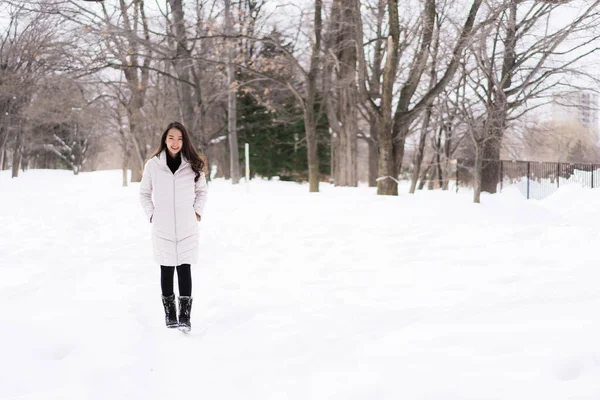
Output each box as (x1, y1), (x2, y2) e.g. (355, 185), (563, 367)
(456, 159), (600, 200)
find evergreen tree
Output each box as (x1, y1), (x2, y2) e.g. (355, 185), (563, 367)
(235, 28), (330, 181)
(237, 92), (329, 181)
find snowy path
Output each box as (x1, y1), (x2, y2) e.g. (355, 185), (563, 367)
(2, 170), (600, 399)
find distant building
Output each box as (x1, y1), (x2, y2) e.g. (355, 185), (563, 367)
(516, 90), (600, 163)
(551, 91), (599, 131)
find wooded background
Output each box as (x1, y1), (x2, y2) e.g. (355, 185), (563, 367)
(2, 0), (600, 202)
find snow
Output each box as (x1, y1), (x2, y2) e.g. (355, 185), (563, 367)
(508, 168), (600, 200)
(2, 169), (600, 399)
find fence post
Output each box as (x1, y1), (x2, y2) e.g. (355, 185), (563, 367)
(557, 163), (560, 189)
(456, 160), (459, 193)
(592, 164), (595, 189)
(527, 161), (530, 200)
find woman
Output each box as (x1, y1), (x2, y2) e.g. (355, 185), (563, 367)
(139, 121), (208, 333)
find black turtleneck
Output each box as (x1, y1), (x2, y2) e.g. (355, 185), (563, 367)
(166, 151), (181, 174)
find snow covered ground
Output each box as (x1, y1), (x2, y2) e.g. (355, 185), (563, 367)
(1, 169), (600, 400)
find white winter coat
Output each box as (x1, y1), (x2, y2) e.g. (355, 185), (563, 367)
(139, 150), (208, 266)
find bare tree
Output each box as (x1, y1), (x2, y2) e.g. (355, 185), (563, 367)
(362, 0), (386, 187)
(21, 74), (99, 175)
(409, 7), (444, 194)
(110, 0), (152, 181)
(224, 0), (241, 183)
(354, 0), (485, 195)
(0, 5), (64, 177)
(248, 0), (325, 191)
(167, 0), (197, 136)
(305, 0), (324, 192)
(466, 0), (600, 202)
(324, 0), (359, 187)
(200, 0), (327, 190)
(42, 0), (157, 180)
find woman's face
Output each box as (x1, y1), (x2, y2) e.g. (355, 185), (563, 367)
(165, 128), (183, 156)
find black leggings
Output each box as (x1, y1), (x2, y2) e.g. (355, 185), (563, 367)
(161, 264), (192, 297)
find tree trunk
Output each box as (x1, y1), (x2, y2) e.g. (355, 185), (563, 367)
(109, 0), (151, 183)
(123, 69), (146, 183)
(377, 111), (397, 195)
(418, 163), (432, 190)
(167, 0), (196, 135)
(377, 9), (401, 196)
(441, 123), (453, 190)
(122, 147), (130, 187)
(479, 3), (514, 194)
(481, 136), (501, 193)
(0, 124), (8, 170)
(367, 0), (384, 188)
(227, 75), (240, 184)
(409, 23), (440, 195)
(223, 141), (231, 179)
(474, 142), (483, 203)
(21, 152), (28, 172)
(122, 167), (128, 187)
(390, 0), (482, 190)
(324, 0), (341, 185)
(225, 0), (240, 184)
(388, 0), (435, 192)
(337, 0), (358, 187)
(2, 148), (7, 170)
(368, 137), (377, 187)
(128, 130), (144, 182)
(428, 166), (435, 190)
(128, 154), (140, 182)
(341, 92), (358, 187)
(72, 125), (81, 175)
(330, 132), (338, 183)
(302, 0), (323, 193)
(409, 105), (433, 193)
(480, 105), (506, 193)
(436, 126), (443, 189)
(11, 127), (21, 178)
(336, 92), (357, 186)
(352, 0), (383, 188)
(304, 105), (320, 193)
(336, 128), (344, 185)
(324, 0), (357, 187)
(228, 111), (240, 184)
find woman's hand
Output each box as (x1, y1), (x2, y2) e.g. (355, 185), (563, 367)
(196, 213), (201, 221)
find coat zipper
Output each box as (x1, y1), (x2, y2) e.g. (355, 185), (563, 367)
(173, 171), (178, 265)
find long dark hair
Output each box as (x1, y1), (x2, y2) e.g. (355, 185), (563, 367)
(150, 121), (206, 182)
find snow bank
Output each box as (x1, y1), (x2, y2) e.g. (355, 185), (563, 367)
(1, 170), (600, 400)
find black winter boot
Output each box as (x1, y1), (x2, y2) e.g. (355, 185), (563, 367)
(161, 294), (178, 328)
(178, 296), (193, 333)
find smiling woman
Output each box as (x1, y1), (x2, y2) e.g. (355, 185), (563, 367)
(139, 121), (208, 333)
